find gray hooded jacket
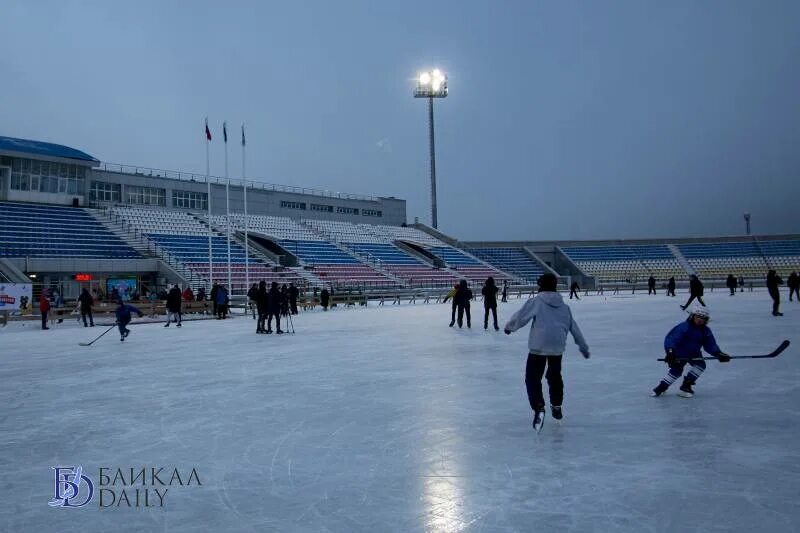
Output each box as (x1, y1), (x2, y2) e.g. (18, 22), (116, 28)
(504, 292), (589, 356)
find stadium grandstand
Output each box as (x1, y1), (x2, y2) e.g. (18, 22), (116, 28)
(1, 134), (799, 303)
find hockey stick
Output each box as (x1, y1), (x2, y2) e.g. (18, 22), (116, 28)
(657, 339), (790, 361)
(78, 325), (116, 346)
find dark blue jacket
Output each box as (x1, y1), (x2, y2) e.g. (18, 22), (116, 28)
(664, 320), (720, 358)
(115, 304), (142, 324)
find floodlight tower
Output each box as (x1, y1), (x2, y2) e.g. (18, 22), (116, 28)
(744, 212), (751, 235)
(414, 69), (448, 229)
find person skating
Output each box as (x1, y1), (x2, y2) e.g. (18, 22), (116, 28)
(215, 285), (229, 319)
(266, 282), (283, 333)
(481, 276), (499, 331)
(115, 300), (144, 341)
(569, 281), (580, 300)
(726, 274), (737, 296)
(443, 283), (458, 327)
(247, 283), (258, 319)
(78, 288), (94, 327)
(165, 284), (182, 327)
(39, 290), (51, 330)
(787, 271), (799, 302)
(651, 306), (730, 398)
(320, 287), (330, 311)
(289, 283), (299, 314)
(680, 275), (705, 310)
(767, 270), (783, 316)
(255, 281), (268, 333)
(504, 273), (590, 432)
(501, 281), (508, 303)
(738, 276), (745, 292)
(666, 276), (676, 297)
(210, 284), (219, 316)
(454, 279), (472, 328)
(280, 284), (290, 316)
(648, 276), (657, 296)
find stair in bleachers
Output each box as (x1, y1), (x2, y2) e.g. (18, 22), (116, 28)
(469, 247), (545, 283)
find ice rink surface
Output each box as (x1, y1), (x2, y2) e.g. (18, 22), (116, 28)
(1, 289), (799, 532)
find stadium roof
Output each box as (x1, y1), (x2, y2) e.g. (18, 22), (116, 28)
(0, 136), (99, 164)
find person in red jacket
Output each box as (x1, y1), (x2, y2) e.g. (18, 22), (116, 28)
(39, 290), (51, 330)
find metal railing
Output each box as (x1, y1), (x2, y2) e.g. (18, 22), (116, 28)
(98, 162), (380, 202)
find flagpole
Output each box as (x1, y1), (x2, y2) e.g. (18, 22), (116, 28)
(242, 124), (249, 292)
(206, 118), (213, 296)
(224, 122), (231, 296)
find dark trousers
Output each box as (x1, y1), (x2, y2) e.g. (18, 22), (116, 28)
(257, 312), (266, 332)
(569, 289), (579, 300)
(268, 312), (280, 331)
(41, 311), (48, 329)
(217, 304), (227, 319)
(117, 319), (130, 336)
(729, 287), (735, 295)
(457, 304), (471, 328)
(667, 287), (675, 297)
(290, 299), (298, 314)
(525, 354), (563, 411)
(769, 289), (780, 314)
(81, 309), (94, 326)
(501, 292), (507, 303)
(450, 301), (457, 324)
(484, 305), (498, 329)
(683, 294), (705, 308)
(648, 286), (656, 295)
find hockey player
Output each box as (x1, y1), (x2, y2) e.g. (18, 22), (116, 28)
(504, 273), (590, 431)
(651, 306), (730, 398)
(115, 300), (144, 341)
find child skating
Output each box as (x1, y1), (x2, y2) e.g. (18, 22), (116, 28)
(652, 306), (730, 397)
(115, 300), (144, 341)
(504, 273), (590, 432)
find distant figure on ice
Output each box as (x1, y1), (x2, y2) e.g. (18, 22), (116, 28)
(320, 287), (330, 311)
(651, 306), (729, 398)
(165, 284), (182, 327)
(787, 271), (799, 302)
(648, 276), (657, 295)
(39, 290), (51, 330)
(215, 285), (229, 319)
(116, 300), (144, 342)
(504, 273), (590, 432)
(481, 277), (499, 331)
(78, 288), (94, 327)
(766, 270), (783, 316)
(454, 279), (472, 328)
(247, 283), (258, 319)
(267, 282), (284, 334)
(443, 283), (459, 327)
(726, 274), (737, 296)
(256, 281), (268, 333)
(210, 284), (219, 316)
(569, 281), (580, 300)
(680, 275), (705, 310)
(666, 277), (676, 297)
(738, 276), (745, 293)
(289, 283), (299, 315)
(501, 281), (509, 303)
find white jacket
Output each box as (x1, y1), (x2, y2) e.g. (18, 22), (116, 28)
(504, 292), (589, 356)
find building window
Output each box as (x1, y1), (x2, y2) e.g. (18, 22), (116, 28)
(172, 190), (208, 210)
(6, 156), (86, 195)
(90, 181), (122, 202)
(126, 185), (166, 206)
(310, 203), (334, 213)
(336, 206), (359, 215)
(281, 201), (306, 210)
(362, 209), (382, 217)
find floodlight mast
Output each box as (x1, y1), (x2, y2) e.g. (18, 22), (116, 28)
(414, 70), (448, 229)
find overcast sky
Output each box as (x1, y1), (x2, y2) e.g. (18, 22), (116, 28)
(2, 1), (799, 241)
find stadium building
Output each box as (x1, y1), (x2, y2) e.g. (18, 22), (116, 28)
(1, 135), (799, 302)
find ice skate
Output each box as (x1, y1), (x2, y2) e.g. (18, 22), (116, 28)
(551, 405), (563, 421)
(651, 382), (668, 397)
(532, 410), (545, 433)
(678, 379), (694, 398)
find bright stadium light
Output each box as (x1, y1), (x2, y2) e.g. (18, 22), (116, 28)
(413, 69), (449, 229)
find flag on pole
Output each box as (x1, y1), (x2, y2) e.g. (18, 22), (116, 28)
(223, 121), (228, 144)
(241, 124), (246, 147)
(205, 118), (212, 141)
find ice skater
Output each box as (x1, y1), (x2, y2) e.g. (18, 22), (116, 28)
(648, 276), (656, 295)
(666, 276), (676, 297)
(504, 273), (590, 432)
(767, 270), (783, 316)
(651, 306), (730, 398)
(501, 280), (508, 303)
(680, 274), (705, 309)
(78, 288), (94, 327)
(788, 272), (799, 302)
(165, 284), (182, 327)
(481, 276), (499, 330)
(569, 281), (580, 300)
(444, 283), (458, 327)
(726, 274), (737, 296)
(455, 279), (472, 328)
(115, 300), (144, 341)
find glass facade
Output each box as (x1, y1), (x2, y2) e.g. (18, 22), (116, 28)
(172, 190), (208, 210)
(6, 156), (86, 195)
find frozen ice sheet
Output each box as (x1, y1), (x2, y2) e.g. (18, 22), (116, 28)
(1, 290), (799, 532)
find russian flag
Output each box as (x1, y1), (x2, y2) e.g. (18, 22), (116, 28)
(205, 118), (212, 141)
